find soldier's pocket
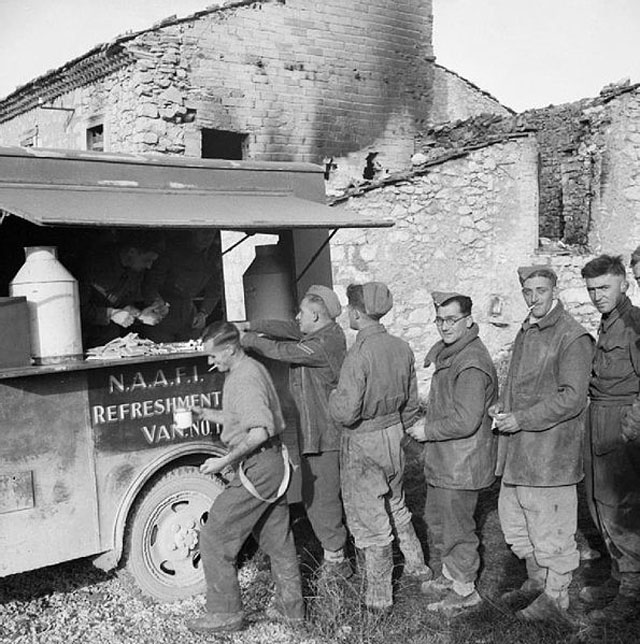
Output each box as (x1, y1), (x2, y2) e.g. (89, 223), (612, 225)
(593, 406), (627, 456)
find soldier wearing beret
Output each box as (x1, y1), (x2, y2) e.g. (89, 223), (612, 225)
(240, 285), (350, 577)
(329, 282), (429, 613)
(580, 254), (640, 624)
(494, 266), (593, 623)
(407, 291), (498, 612)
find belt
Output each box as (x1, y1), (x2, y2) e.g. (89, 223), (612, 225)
(239, 440), (291, 504)
(250, 435), (282, 456)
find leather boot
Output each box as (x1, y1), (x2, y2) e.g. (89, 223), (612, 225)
(364, 544), (393, 613)
(500, 556), (545, 604)
(517, 567), (572, 624)
(516, 592), (573, 626)
(579, 576), (620, 604)
(588, 572), (640, 624)
(396, 522), (433, 581)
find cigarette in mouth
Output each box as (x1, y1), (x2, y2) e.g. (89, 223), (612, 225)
(208, 365), (217, 372)
(527, 303), (536, 311)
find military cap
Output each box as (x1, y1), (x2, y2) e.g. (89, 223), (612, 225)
(517, 265), (557, 285)
(431, 291), (464, 307)
(362, 281), (393, 317)
(305, 285), (342, 319)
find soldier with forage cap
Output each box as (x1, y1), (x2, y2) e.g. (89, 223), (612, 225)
(240, 285), (350, 578)
(493, 265), (593, 624)
(407, 291), (498, 612)
(329, 282), (430, 614)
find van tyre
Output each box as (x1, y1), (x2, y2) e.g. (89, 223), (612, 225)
(121, 465), (225, 602)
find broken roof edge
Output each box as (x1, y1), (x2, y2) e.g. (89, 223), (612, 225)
(0, 0), (270, 121)
(521, 81), (640, 115)
(0, 145), (323, 174)
(433, 63), (516, 116)
(329, 132), (535, 205)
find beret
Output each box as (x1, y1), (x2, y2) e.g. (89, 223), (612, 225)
(517, 265), (557, 285)
(362, 281), (393, 317)
(431, 291), (463, 307)
(305, 285), (342, 319)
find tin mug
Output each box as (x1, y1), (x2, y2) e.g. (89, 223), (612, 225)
(173, 407), (193, 430)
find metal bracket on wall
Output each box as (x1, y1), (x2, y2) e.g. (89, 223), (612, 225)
(222, 232), (255, 256)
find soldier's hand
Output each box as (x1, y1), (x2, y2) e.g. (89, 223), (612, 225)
(621, 424), (640, 442)
(405, 424), (427, 442)
(192, 311), (207, 329)
(621, 404), (640, 442)
(192, 405), (223, 424)
(200, 457), (227, 475)
(110, 307), (138, 328)
(488, 403), (503, 419)
(494, 412), (521, 434)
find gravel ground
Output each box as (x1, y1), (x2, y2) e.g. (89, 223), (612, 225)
(3, 444), (638, 644)
(0, 556), (326, 644)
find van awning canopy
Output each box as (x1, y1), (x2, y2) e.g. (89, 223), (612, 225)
(0, 147), (392, 230)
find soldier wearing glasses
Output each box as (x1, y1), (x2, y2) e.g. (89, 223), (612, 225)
(407, 291), (498, 612)
(493, 266), (592, 624)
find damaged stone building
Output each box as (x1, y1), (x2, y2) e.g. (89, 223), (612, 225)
(331, 80), (640, 390)
(0, 0), (506, 180)
(1, 0), (638, 396)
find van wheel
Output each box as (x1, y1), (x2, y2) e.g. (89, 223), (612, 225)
(121, 465), (225, 602)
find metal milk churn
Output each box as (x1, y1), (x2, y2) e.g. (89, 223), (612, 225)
(10, 246), (83, 364)
(242, 243), (296, 320)
(242, 242), (301, 503)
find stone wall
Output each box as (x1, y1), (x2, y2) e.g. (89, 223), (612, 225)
(587, 88), (640, 256)
(0, 0), (435, 175)
(413, 83), (640, 254)
(430, 64), (513, 125)
(329, 133), (640, 397)
(517, 82), (640, 251)
(330, 136), (541, 396)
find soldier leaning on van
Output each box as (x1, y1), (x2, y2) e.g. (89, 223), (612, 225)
(239, 285), (351, 578)
(493, 265), (593, 624)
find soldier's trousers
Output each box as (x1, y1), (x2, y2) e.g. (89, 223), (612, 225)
(425, 484), (480, 584)
(340, 423), (412, 548)
(586, 403), (640, 574)
(498, 482), (579, 576)
(300, 450), (347, 553)
(199, 447), (304, 618)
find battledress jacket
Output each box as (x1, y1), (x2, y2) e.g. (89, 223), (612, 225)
(242, 320), (346, 453)
(588, 294), (640, 507)
(422, 325), (498, 490)
(496, 300), (593, 486)
(328, 323), (419, 432)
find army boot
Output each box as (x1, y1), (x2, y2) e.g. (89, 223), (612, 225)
(517, 568), (572, 625)
(317, 547), (353, 580)
(579, 576), (620, 604)
(500, 556), (546, 605)
(396, 522), (433, 581)
(588, 572), (640, 624)
(364, 544), (394, 614)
